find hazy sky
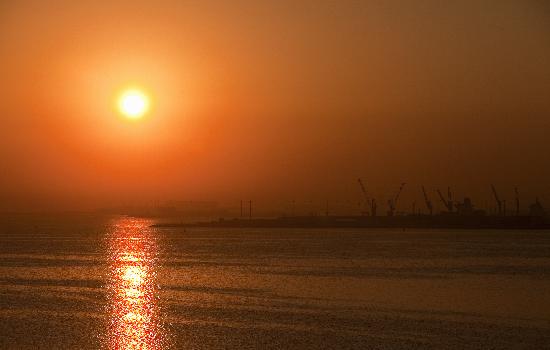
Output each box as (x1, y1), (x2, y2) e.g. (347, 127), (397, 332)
(1, 0), (549, 212)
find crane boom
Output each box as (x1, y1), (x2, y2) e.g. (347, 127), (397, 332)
(387, 183), (406, 216)
(491, 184), (502, 215)
(437, 189), (447, 207)
(357, 178), (368, 202)
(394, 183), (406, 205)
(422, 186), (433, 215)
(437, 189), (453, 212)
(357, 178), (370, 215)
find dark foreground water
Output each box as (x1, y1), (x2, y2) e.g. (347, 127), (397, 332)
(1, 214), (550, 349)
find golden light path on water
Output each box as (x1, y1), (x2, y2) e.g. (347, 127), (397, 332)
(106, 217), (166, 350)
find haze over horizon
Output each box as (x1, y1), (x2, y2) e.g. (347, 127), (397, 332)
(1, 0), (550, 212)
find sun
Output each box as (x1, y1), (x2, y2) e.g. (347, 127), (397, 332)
(118, 89), (150, 119)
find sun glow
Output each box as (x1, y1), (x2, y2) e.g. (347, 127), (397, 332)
(118, 89), (150, 119)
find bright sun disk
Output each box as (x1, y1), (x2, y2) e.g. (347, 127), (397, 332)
(118, 89), (150, 119)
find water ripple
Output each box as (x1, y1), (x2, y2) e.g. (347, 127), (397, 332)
(104, 217), (167, 350)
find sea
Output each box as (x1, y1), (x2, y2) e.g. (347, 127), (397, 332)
(1, 213), (550, 349)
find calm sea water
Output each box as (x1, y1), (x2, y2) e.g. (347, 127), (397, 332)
(1, 213), (550, 349)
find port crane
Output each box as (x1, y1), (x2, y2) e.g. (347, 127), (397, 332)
(530, 197), (545, 216)
(357, 178), (369, 215)
(422, 186), (433, 215)
(491, 184), (503, 216)
(357, 178), (377, 216)
(387, 183), (406, 216)
(436, 187), (454, 213)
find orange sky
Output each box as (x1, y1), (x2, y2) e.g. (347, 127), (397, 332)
(1, 1), (550, 212)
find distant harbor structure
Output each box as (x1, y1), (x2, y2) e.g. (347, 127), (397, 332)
(153, 181), (549, 230)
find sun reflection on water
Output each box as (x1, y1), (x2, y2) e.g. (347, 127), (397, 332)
(106, 218), (166, 350)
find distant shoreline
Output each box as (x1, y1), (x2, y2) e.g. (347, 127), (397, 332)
(153, 215), (550, 230)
